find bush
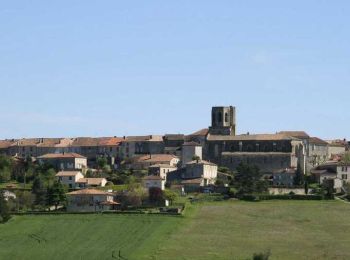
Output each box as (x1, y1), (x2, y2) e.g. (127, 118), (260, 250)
(255, 194), (324, 201)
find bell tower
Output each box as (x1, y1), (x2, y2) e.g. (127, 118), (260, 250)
(209, 106), (236, 135)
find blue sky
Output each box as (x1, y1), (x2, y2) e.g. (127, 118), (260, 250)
(0, 1), (349, 139)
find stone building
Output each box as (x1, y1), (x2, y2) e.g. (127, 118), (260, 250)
(148, 164), (177, 181)
(181, 142), (202, 167)
(182, 160), (218, 185)
(37, 153), (87, 171)
(209, 106), (236, 136)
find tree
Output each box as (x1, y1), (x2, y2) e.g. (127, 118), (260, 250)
(293, 164), (304, 186)
(32, 176), (47, 207)
(47, 181), (66, 210)
(97, 157), (108, 169)
(234, 162), (267, 195)
(0, 191), (11, 223)
(163, 190), (178, 204)
(192, 155), (200, 161)
(0, 167), (11, 183)
(0, 155), (13, 183)
(149, 187), (164, 204)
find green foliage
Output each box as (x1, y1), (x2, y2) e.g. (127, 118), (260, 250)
(215, 179), (224, 186)
(0, 190), (11, 223)
(163, 189), (178, 204)
(234, 162), (268, 195)
(0, 155), (13, 183)
(32, 177), (47, 207)
(97, 157), (108, 169)
(47, 181), (67, 209)
(293, 164), (304, 186)
(15, 190), (35, 211)
(342, 152), (350, 163)
(192, 155), (201, 161)
(149, 187), (163, 204)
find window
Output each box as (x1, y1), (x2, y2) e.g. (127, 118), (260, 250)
(239, 142), (243, 152)
(218, 112), (222, 123)
(342, 174), (348, 180)
(69, 176), (72, 181)
(225, 113), (228, 122)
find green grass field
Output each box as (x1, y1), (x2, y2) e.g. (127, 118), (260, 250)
(1, 200), (350, 260)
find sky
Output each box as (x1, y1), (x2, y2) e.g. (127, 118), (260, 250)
(0, 1), (349, 140)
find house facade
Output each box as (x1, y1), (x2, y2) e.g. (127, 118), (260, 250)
(142, 175), (165, 190)
(182, 160), (218, 186)
(66, 189), (119, 212)
(37, 153), (87, 171)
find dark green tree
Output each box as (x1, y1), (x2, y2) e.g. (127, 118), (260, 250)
(293, 164), (304, 186)
(0, 191), (11, 223)
(234, 162), (267, 195)
(32, 176), (47, 206)
(47, 181), (66, 210)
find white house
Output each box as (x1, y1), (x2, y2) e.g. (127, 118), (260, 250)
(37, 153), (87, 171)
(56, 171), (107, 189)
(56, 171), (84, 189)
(66, 189), (119, 212)
(182, 160), (218, 186)
(148, 164), (177, 181)
(75, 178), (107, 188)
(311, 162), (350, 191)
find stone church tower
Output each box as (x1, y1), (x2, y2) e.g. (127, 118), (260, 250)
(209, 106), (236, 136)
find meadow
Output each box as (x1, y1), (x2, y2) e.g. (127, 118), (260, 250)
(1, 200), (350, 260)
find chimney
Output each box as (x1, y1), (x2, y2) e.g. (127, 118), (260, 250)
(149, 153), (152, 159)
(123, 136), (126, 140)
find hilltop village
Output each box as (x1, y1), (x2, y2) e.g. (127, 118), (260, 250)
(0, 106), (349, 213)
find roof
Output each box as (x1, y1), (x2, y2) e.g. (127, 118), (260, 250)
(149, 164), (177, 168)
(143, 175), (164, 180)
(67, 189), (114, 196)
(123, 135), (163, 142)
(76, 178), (107, 185)
(278, 131), (310, 139)
(186, 160), (217, 166)
(207, 133), (298, 141)
(0, 140), (15, 149)
(56, 171), (83, 177)
(309, 137), (328, 145)
(222, 152), (292, 156)
(163, 134), (185, 140)
(273, 168), (296, 175)
(182, 141), (201, 146)
(38, 153), (86, 159)
(100, 201), (120, 205)
(98, 137), (123, 146)
(133, 154), (179, 163)
(181, 178), (203, 184)
(71, 137), (101, 147)
(189, 128), (209, 136)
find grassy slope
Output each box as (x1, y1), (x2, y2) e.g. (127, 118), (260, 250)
(1, 201), (350, 260)
(154, 200), (350, 260)
(0, 214), (181, 260)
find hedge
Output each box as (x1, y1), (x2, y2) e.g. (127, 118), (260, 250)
(241, 194), (325, 201)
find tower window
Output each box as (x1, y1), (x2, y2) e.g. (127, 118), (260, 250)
(218, 112), (222, 123)
(225, 113), (228, 123)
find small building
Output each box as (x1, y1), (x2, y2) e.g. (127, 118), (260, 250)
(272, 169), (296, 187)
(180, 178), (204, 192)
(311, 162), (350, 191)
(181, 142), (202, 167)
(142, 175), (165, 190)
(56, 171), (84, 189)
(148, 164), (177, 181)
(129, 154), (180, 170)
(66, 189), (119, 212)
(37, 153), (87, 171)
(75, 178), (107, 188)
(182, 160), (218, 186)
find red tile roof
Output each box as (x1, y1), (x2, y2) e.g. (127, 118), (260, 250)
(38, 153), (86, 159)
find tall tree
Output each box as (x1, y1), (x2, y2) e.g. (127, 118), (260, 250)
(234, 162), (267, 195)
(47, 181), (66, 210)
(32, 177), (46, 206)
(293, 164), (304, 186)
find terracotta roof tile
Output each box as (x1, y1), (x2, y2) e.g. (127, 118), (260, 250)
(38, 153), (86, 159)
